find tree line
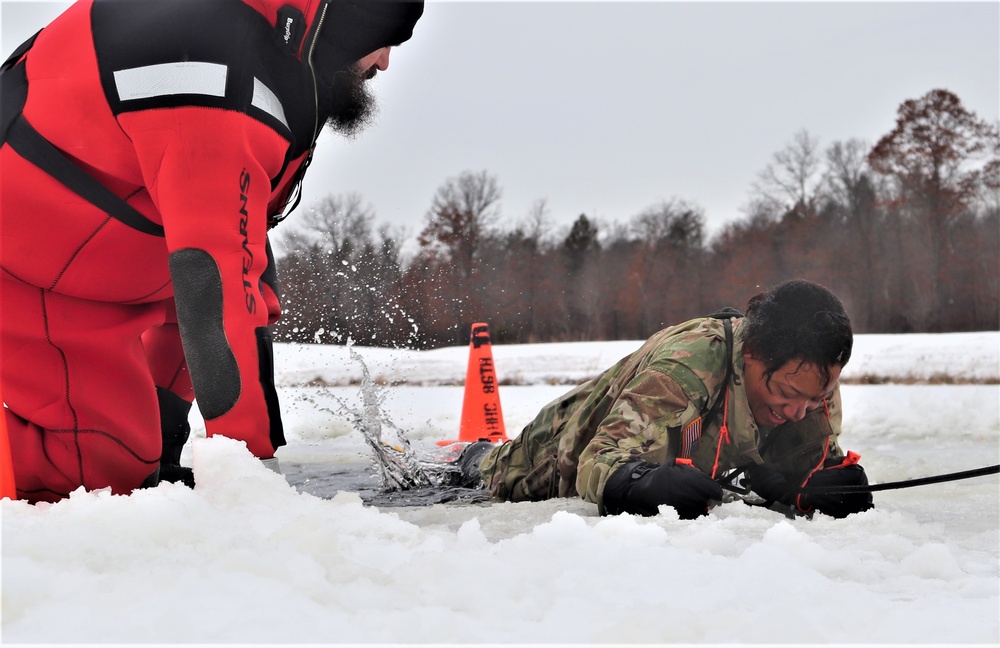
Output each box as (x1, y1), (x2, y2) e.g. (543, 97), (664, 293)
(272, 89), (1000, 348)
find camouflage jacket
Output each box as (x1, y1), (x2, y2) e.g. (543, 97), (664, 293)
(480, 316), (844, 513)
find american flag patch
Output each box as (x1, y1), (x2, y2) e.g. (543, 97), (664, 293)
(681, 417), (702, 459)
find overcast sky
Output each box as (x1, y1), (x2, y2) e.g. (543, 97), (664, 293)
(3, 1), (998, 241)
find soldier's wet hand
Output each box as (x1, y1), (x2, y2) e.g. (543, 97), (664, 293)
(799, 454), (874, 518)
(602, 459), (723, 519)
(745, 463), (792, 504)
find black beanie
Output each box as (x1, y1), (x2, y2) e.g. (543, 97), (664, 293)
(312, 0), (424, 75)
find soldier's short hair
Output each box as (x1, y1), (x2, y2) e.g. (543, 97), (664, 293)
(741, 279), (853, 386)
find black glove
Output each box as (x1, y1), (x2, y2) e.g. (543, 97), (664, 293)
(158, 464), (196, 488)
(455, 440), (494, 488)
(799, 456), (874, 518)
(744, 463), (793, 505)
(156, 387), (195, 488)
(603, 460), (723, 519)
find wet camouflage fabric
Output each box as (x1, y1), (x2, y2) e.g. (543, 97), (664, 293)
(479, 316), (844, 513)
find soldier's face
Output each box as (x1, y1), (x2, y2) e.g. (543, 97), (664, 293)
(743, 356), (840, 427)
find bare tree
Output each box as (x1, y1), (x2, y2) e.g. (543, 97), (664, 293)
(628, 199), (706, 331)
(270, 193), (415, 345)
(498, 200), (553, 341)
(868, 89), (1000, 329)
(410, 171), (504, 343)
(978, 119), (1000, 213)
(417, 170), (502, 280)
(748, 129), (824, 219)
(823, 139), (883, 330)
(869, 90), (998, 215)
(277, 193), (374, 255)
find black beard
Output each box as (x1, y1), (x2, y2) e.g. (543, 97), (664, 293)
(323, 68), (378, 138)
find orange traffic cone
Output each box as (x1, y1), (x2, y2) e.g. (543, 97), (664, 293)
(1, 381), (16, 500)
(439, 322), (508, 446)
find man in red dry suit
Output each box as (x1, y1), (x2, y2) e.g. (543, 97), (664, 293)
(0, 0), (423, 502)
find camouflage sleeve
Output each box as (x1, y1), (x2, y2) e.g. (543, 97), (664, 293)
(575, 365), (707, 512)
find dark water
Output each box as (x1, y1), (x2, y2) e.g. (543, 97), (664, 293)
(282, 460), (490, 508)
(284, 347), (492, 507)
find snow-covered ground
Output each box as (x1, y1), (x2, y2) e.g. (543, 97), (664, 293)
(2, 332), (999, 644)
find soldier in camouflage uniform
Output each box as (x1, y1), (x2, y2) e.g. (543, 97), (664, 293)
(468, 279), (873, 519)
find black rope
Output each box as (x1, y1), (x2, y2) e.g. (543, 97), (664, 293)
(798, 464), (1000, 495)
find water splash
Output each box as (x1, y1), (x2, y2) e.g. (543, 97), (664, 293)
(339, 344), (436, 491)
(283, 343), (487, 504)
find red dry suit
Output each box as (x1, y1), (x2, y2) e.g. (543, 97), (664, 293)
(0, 0), (421, 502)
